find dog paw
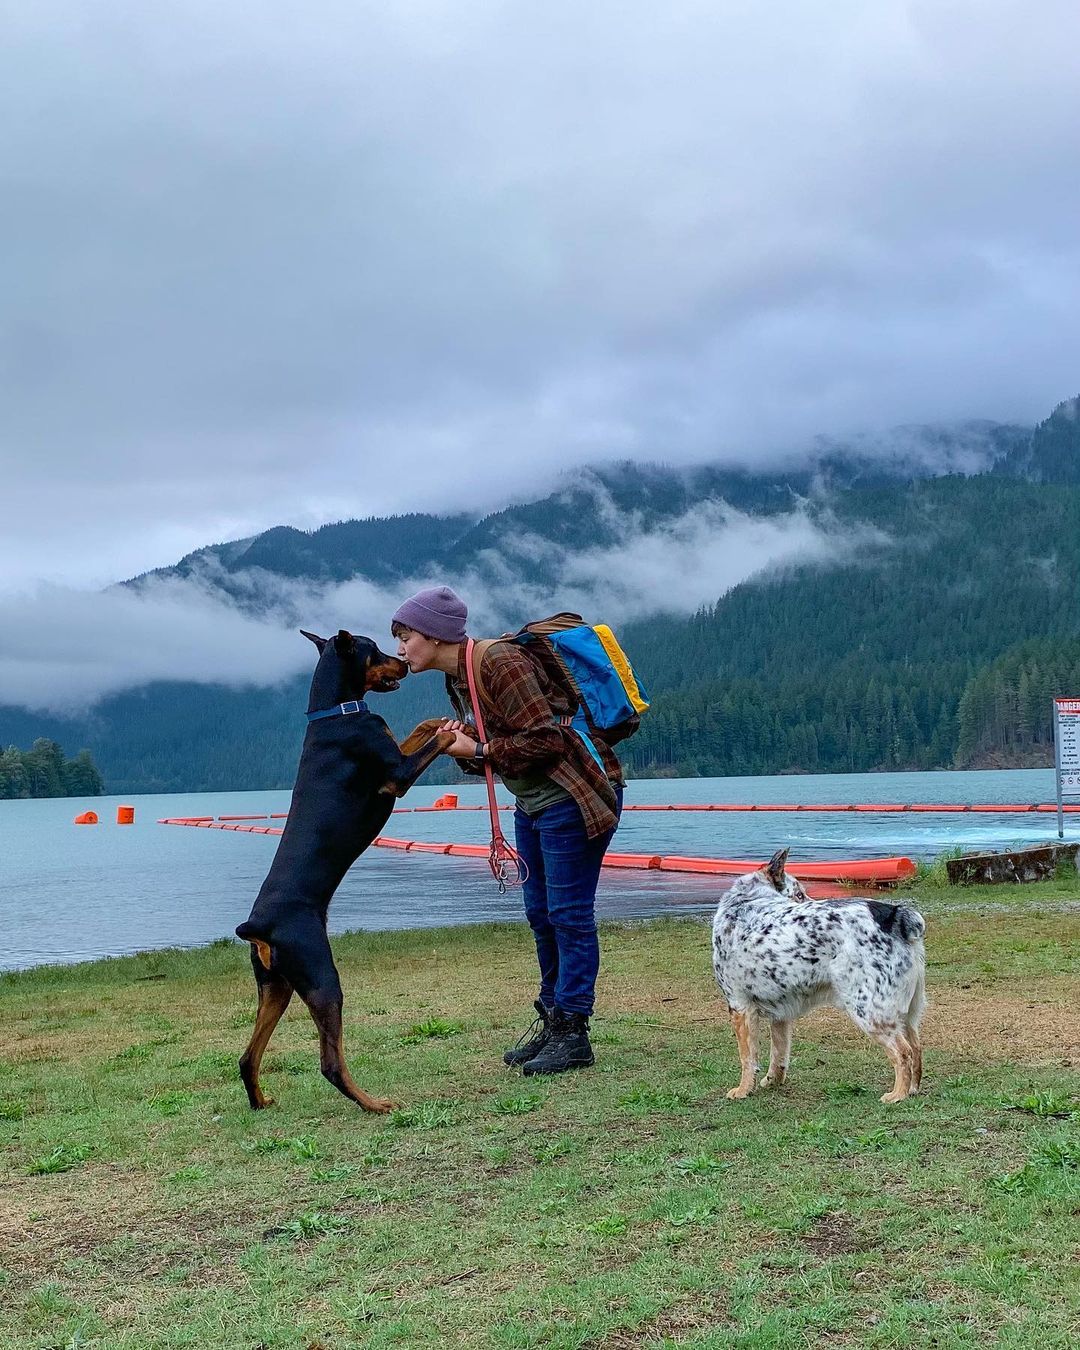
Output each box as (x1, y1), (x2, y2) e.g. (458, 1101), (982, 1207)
(726, 1085), (754, 1100)
(759, 1073), (785, 1088)
(364, 1097), (398, 1114)
(880, 1090), (908, 1104)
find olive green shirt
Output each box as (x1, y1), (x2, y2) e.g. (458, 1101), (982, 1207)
(453, 683), (571, 816)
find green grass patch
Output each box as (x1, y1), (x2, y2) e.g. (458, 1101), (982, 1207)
(401, 1016), (464, 1043)
(26, 1142), (93, 1175)
(913, 845), (969, 887)
(490, 1091), (544, 1115)
(1004, 1087), (1078, 1119)
(0, 908), (1078, 1348)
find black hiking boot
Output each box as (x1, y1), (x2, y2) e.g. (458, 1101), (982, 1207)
(503, 1000), (554, 1067)
(521, 1008), (594, 1076)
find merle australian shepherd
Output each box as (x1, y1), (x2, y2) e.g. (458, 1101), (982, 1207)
(711, 849), (926, 1104)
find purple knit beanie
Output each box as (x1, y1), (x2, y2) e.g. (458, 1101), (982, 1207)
(391, 586), (468, 643)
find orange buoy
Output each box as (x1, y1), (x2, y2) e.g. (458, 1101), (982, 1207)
(117, 805), (135, 825)
(74, 810), (99, 825)
(433, 793), (459, 809)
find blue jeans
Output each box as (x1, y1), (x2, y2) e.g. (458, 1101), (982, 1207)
(512, 790), (622, 1017)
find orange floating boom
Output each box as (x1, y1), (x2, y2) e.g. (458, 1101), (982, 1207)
(394, 802), (1080, 815)
(654, 855), (915, 882)
(156, 819), (915, 883)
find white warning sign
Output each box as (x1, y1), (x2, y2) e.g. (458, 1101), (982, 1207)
(1054, 699), (1080, 837)
(1056, 698), (1080, 792)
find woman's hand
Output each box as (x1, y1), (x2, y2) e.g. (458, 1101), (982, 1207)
(439, 719), (480, 759)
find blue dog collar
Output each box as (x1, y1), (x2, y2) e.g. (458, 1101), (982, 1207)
(306, 699), (368, 722)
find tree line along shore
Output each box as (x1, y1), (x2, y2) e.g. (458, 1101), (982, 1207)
(0, 738), (103, 800)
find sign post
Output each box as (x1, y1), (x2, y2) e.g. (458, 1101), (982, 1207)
(1053, 698), (1080, 839)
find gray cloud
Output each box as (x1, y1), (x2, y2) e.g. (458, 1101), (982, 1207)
(2, 1), (1078, 588)
(0, 501), (887, 710)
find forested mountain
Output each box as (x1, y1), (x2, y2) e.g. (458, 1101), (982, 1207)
(130, 513), (474, 598)
(2, 402), (1079, 791)
(1000, 395), (1080, 484)
(619, 476), (1080, 776)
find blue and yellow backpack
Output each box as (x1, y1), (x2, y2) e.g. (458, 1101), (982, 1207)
(469, 612), (649, 767)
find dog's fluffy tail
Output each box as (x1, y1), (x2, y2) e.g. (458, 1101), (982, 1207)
(907, 963), (927, 1029)
(901, 906), (927, 1030)
(866, 900), (926, 944)
(895, 905), (926, 944)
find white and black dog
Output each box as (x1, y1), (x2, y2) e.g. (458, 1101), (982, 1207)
(711, 849), (926, 1104)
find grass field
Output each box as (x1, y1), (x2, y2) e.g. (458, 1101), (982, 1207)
(1, 880), (1078, 1349)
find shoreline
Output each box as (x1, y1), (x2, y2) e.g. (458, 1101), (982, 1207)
(5, 872), (1080, 980)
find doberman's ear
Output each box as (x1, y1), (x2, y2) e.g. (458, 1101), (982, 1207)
(765, 847), (790, 890)
(334, 629), (357, 655)
(300, 630), (327, 652)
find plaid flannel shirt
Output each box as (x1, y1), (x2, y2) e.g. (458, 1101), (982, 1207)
(446, 642), (624, 840)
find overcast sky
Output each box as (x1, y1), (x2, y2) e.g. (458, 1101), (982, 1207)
(2, 0), (1079, 593)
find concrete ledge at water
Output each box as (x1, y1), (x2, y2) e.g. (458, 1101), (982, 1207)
(946, 843), (1079, 885)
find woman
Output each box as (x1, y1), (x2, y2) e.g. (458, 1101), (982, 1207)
(391, 585), (624, 1076)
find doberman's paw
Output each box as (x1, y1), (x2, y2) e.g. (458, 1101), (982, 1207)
(364, 1097), (398, 1114)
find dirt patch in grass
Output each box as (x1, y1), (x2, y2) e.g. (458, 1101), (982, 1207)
(801, 1211), (879, 1258)
(591, 1294), (728, 1348)
(796, 984), (1078, 1064)
(0, 1166), (262, 1283)
(927, 985), (1079, 1064)
(598, 982), (1079, 1065)
(591, 911), (1080, 1065)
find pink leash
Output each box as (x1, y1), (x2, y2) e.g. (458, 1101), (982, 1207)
(464, 638), (527, 891)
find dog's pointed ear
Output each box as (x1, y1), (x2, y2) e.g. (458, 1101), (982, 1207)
(300, 630), (327, 652)
(765, 847), (790, 890)
(334, 629), (357, 655)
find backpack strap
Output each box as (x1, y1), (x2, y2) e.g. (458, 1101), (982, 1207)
(520, 612), (585, 637)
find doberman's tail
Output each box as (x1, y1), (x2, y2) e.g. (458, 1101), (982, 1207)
(235, 921), (273, 970)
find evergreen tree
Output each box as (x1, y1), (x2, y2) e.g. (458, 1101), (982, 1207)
(0, 742), (105, 800)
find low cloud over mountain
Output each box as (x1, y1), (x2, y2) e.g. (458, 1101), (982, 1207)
(1, 499), (886, 711)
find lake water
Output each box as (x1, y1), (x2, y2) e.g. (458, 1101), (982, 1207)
(1, 768), (1071, 971)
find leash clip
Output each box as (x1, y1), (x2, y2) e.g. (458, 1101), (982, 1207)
(490, 846), (527, 892)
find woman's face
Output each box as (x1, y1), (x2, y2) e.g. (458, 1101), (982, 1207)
(395, 626), (440, 673)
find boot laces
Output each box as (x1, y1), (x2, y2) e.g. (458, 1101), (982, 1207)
(512, 1012), (543, 1051)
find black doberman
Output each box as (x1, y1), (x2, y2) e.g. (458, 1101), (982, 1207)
(235, 629), (453, 1113)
